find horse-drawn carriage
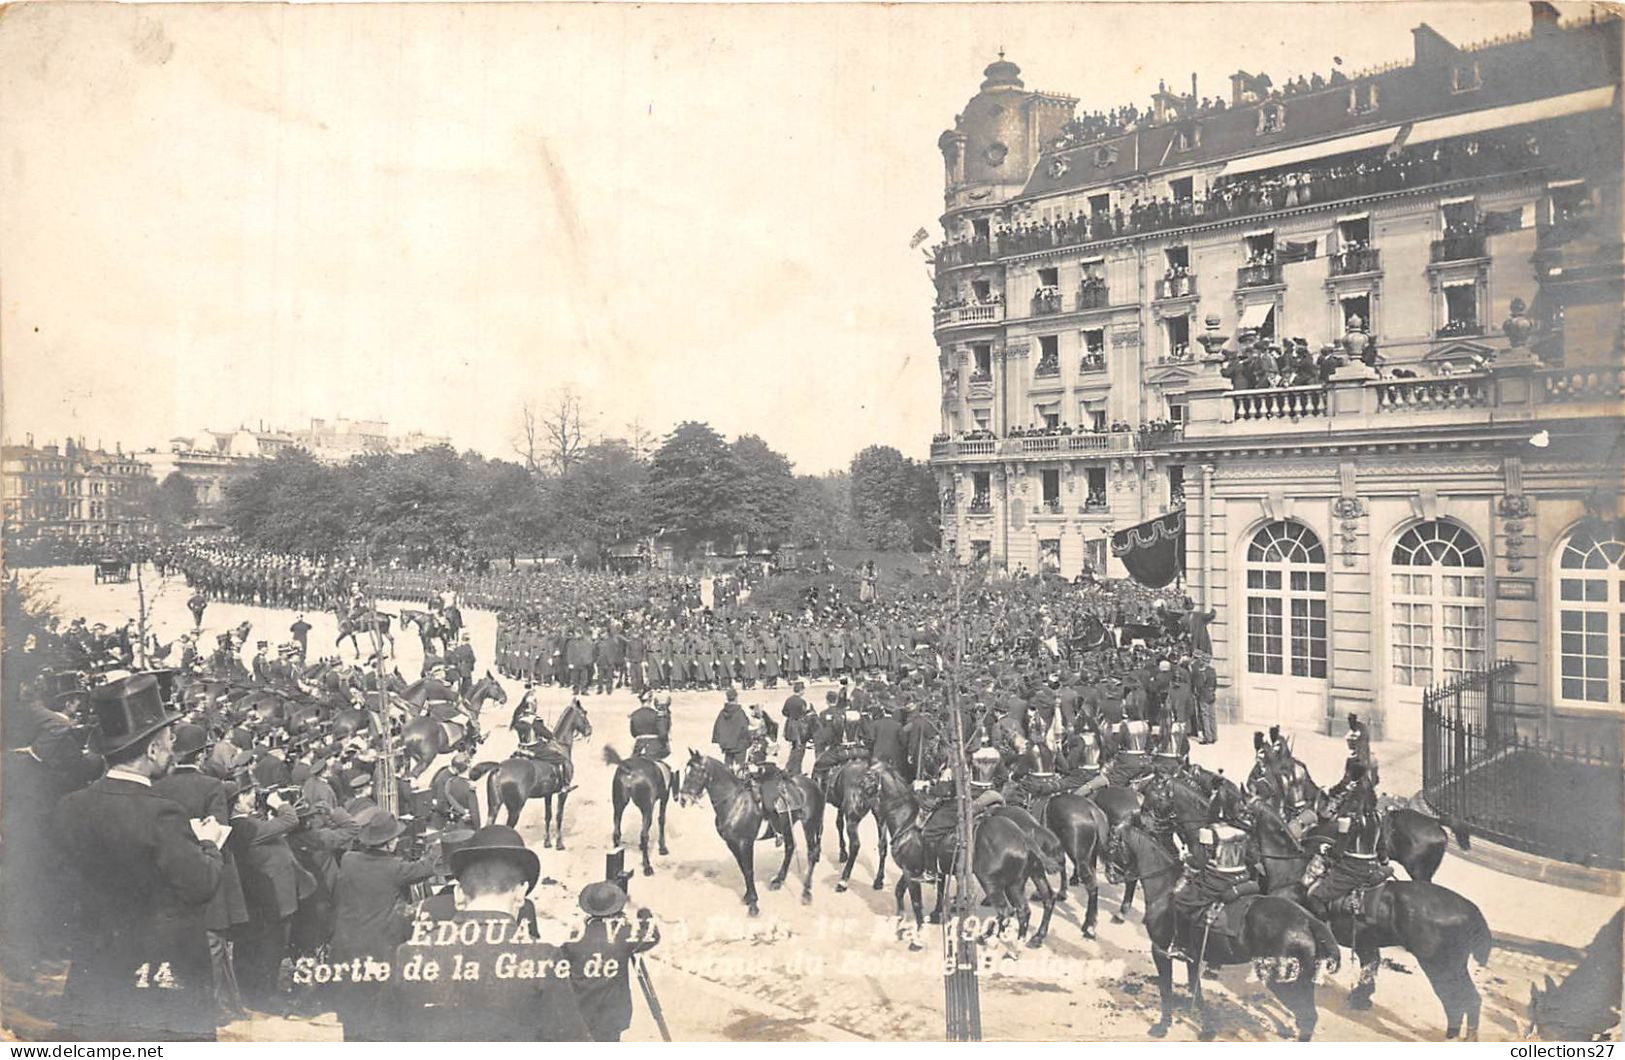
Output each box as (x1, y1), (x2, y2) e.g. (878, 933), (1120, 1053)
(93, 558), (132, 584)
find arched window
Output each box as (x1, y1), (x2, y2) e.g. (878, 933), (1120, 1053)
(1390, 521), (1487, 687)
(1557, 524), (1625, 707)
(1246, 521), (1328, 678)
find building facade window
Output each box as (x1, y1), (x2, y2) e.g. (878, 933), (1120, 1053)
(1389, 520), (1487, 687)
(1245, 521), (1328, 678)
(1556, 524), (1625, 708)
(1040, 538), (1061, 571)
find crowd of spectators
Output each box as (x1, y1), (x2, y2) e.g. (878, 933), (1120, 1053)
(942, 131), (1548, 263)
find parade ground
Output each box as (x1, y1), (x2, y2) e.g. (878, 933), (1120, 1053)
(15, 563), (1618, 1043)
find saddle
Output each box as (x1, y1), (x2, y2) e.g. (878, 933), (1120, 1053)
(760, 771), (807, 819)
(1202, 893), (1260, 942)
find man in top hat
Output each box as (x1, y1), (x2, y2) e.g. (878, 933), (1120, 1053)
(252, 642), (272, 683)
(54, 674), (227, 1040)
(289, 614), (312, 662)
(564, 881), (661, 1042)
(331, 811), (438, 1040)
(779, 681), (812, 775)
(390, 825), (589, 1041)
(155, 724), (250, 1020)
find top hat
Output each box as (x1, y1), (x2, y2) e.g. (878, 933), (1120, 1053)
(578, 880), (628, 918)
(358, 811), (406, 848)
(88, 674), (181, 756)
(448, 824), (540, 893)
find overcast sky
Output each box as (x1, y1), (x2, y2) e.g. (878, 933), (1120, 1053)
(1, 1), (1538, 473)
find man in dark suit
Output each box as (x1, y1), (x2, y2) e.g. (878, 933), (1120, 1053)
(563, 882), (660, 1041)
(780, 681), (811, 775)
(225, 780), (307, 1012)
(55, 675), (226, 1040)
(389, 825), (588, 1040)
(867, 706), (907, 774)
(154, 725), (249, 1020)
(331, 812), (438, 1040)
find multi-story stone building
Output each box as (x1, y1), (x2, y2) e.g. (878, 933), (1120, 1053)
(2, 437), (152, 539)
(929, 9), (1623, 740)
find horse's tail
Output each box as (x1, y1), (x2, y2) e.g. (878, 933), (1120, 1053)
(1025, 829), (1062, 877)
(1439, 812), (1472, 850)
(468, 761), (502, 782)
(602, 745), (625, 769)
(1467, 907), (1493, 967)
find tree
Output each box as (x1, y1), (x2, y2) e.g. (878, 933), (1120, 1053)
(649, 421), (743, 555)
(513, 402), (541, 472)
(730, 434), (797, 551)
(542, 387), (589, 474)
(793, 471), (861, 550)
(849, 445), (940, 551)
(553, 440), (653, 561)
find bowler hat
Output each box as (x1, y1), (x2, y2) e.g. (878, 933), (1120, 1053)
(439, 827), (477, 859)
(358, 811), (405, 848)
(88, 674), (181, 756)
(171, 723), (210, 759)
(448, 824), (540, 893)
(578, 881), (627, 918)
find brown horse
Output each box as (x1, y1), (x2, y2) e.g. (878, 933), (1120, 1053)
(678, 752), (824, 913)
(604, 746), (673, 877)
(1108, 820), (1338, 1041)
(401, 716), (479, 778)
(469, 699), (591, 847)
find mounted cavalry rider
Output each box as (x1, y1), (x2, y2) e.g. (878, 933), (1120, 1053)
(628, 691), (675, 791)
(1163, 823), (1262, 964)
(1302, 797), (1391, 923)
(1324, 713), (1375, 816)
(1150, 722), (1190, 777)
(1078, 718), (1151, 795)
(510, 686), (552, 753)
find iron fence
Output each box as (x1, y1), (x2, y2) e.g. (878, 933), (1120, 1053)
(1422, 660), (1623, 869)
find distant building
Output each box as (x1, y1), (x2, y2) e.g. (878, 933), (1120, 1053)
(2, 436), (152, 540)
(290, 418), (450, 464)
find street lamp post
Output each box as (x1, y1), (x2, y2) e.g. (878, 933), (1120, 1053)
(942, 557), (981, 1041)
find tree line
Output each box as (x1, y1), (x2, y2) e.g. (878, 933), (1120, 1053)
(212, 402), (938, 566)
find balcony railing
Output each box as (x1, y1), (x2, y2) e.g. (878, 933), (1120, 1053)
(1231, 385), (1329, 421)
(1038, 498), (1064, 515)
(1067, 433), (1110, 452)
(1431, 232), (1487, 262)
(1033, 355), (1061, 378)
(1031, 287), (1064, 316)
(1542, 366), (1625, 403)
(1436, 320), (1484, 339)
(934, 238), (994, 268)
(960, 439), (997, 456)
(1373, 375), (1490, 412)
(1016, 435), (1061, 453)
(968, 370), (993, 385)
(934, 302), (1004, 328)
(1238, 262), (1283, 288)
(968, 497), (992, 514)
(930, 439), (950, 458)
(1155, 275), (1197, 300)
(1079, 352), (1107, 373)
(1076, 282), (1110, 311)
(1330, 247), (1381, 276)
(1083, 494), (1109, 513)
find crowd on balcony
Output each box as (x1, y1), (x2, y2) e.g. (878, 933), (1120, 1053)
(968, 132), (1546, 263)
(1137, 419), (1185, 446)
(1220, 333), (1361, 391)
(1159, 264), (1195, 298)
(936, 290), (1004, 311)
(1084, 489), (1109, 510)
(1080, 349), (1107, 371)
(1032, 285), (1064, 316)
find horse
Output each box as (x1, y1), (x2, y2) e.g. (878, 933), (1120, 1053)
(469, 699), (591, 847)
(330, 707), (373, 741)
(1245, 801), (1492, 1038)
(826, 754), (889, 893)
(1379, 806), (1470, 883)
(336, 609), (394, 658)
(400, 609), (448, 655)
(401, 715), (480, 779)
(1086, 782), (1145, 922)
(1527, 910), (1622, 1042)
(678, 752), (825, 913)
(604, 746), (673, 877)
(1041, 792), (1109, 937)
(462, 672), (507, 720)
(1107, 820), (1338, 1041)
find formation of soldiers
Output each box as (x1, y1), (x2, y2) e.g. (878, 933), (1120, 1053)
(166, 543), (360, 612)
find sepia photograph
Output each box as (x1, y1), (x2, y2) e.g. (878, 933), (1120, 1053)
(0, 0), (1621, 1044)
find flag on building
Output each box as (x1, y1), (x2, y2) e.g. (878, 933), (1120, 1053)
(1278, 239), (1319, 264)
(1110, 509), (1185, 588)
(1483, 205), (1530, 234)
(909, 227), (932, 249)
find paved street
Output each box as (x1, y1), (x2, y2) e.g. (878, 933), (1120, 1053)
(22, 563), (1619, 1042)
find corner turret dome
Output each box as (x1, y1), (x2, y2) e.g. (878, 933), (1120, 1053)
(980, 55), (1023, 91)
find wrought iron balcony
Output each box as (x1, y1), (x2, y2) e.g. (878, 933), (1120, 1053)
(1079, 352), (1107, 373)
(1076, 281), (1110, 311)
(968, 496), (993, 514)
(1431, 232), (1487, 262)
(1237, 262), (1282, 288)
(1155, 275), (1197, 300)
(1031, 287), (1064, 316)
(1330, 247), (1381, 276)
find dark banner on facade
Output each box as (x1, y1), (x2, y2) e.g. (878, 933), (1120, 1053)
(1110, 509), (1185, 588)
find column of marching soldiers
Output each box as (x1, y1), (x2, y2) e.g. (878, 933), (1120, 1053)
(3, 547), (1406, 1042)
